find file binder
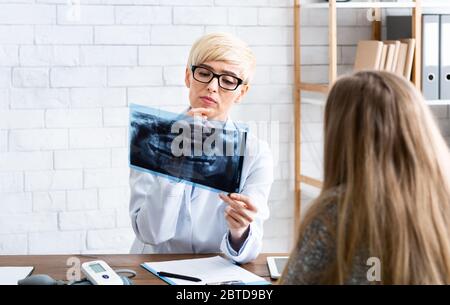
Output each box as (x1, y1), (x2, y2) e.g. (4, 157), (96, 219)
(395, 42), (408, 77)
(422, 15), (440, 100)
(384, 40), (401, 72)
(386, 16), (412, 40)
(379, 44), (388, 70)
(384, 43), (396, 72)
(440, 15), (450, 99)
(401, 38), (415, 80)
(353, 40), (383, 71)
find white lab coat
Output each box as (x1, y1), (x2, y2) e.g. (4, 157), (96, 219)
(129, 118), (273, 264)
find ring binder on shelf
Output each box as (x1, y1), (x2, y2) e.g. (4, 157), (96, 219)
(422, 15), (440, 100)
(440, 15), (450, 99)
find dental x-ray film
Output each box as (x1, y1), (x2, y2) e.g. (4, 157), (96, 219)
(129, 104), (247, 193)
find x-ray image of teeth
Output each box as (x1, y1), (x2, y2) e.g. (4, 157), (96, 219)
(129, 104), (247, 193)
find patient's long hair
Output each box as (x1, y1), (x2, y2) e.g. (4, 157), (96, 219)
(284, 71), (450, 284)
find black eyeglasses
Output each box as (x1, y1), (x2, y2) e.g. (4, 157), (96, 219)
(191, 65), (244, 91)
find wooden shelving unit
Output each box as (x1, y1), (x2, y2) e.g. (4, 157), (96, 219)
(302, 1), (416, 9)
(293, 0), (431, 229)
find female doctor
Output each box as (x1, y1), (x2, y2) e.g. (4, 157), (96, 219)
(129, 32), (274, 264)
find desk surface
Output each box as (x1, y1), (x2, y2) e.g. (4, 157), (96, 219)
(0, 253), (285, 285)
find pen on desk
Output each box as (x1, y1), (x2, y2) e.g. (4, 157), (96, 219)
(157, 271), (202, 282)
(206, 280), (244, 285)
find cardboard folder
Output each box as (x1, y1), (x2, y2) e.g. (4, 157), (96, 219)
(401, 38), (416, 80)
(353, 40), (384, 71)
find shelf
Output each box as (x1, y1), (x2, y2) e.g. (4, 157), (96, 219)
(300, 1), (417, 9)
(299, 82), (329, 93)
(301, 98), (450, 106)
(426, 100), (450, 105)
(293, 0), (450, 229)
(299, 1), (450, 9)
(422, 1), (450, 8)
(300, 175), (323, 188)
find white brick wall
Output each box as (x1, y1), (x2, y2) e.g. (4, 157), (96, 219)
(115, 6), (172, 24)
(67, 189), (98, 211)
(54, 149), (111, 169)
(0, 193), (32, 214)
(20, 46), (80, 67)
(0, 0), (448, 256)
(0, 110), (45, 129)
(33, 191), (66, 212)
(0, 152), (53, 171)
(35, 26), (93, 45)
(108, 67), (163, 87)
(0, 4), (55, 25)
(25, 170), (83, 191)
(139, 46), (190, 65)
(51, 67), (107, 88)
(70, 88), (126, 108)
(69, 127), (126, 148)
(95, 26), (151, 45)
(0, 26), (34, 44)
(0, 130), (7, 152)
(0, 172), (23, 193)
(0, 68), (10, 88)
(59, 210), (116, 231)
(11, 88), (70, 108)
(80, 46), (137, 66)
(12, 68), (49, 88)
(0, 234), (28, 255)
(9, 129), (68, 151)
(0, 46), (19, 66)
(57, 5), (115, 25)
(28, 231), (85, 254)
(46, 109), (103, 128)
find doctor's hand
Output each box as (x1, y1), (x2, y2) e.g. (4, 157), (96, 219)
(219, 193), (258, 252)
(186, 107), (213, 120)
(182, 107), (214, 154)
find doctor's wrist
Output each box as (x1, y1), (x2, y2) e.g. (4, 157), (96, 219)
(228, 226), (250, 252)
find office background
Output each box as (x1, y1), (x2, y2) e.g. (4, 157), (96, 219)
(0, 0), (449, 255)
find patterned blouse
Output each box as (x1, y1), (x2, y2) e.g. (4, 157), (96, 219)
(280, 204), (373, 285)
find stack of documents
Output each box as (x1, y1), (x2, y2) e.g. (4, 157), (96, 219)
(141, 256), (269, 285)
(0, 267), (34, 285)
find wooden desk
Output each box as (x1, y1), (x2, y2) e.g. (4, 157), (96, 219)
(0, 254), (283, 285)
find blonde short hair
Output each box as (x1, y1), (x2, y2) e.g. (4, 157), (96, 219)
(187, 32), (256, 84)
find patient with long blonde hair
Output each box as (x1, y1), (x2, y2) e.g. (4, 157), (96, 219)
(280, 71), (450, 284)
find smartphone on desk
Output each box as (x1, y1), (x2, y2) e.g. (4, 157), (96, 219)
(267, 256), (289, 280)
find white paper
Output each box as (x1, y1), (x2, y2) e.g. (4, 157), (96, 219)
(143, 256), (269, 285)
(0, 267), (34, 285)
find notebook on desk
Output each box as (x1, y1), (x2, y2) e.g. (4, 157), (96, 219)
(0, 266), (34, 285)
(141, 256), (270, 285)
